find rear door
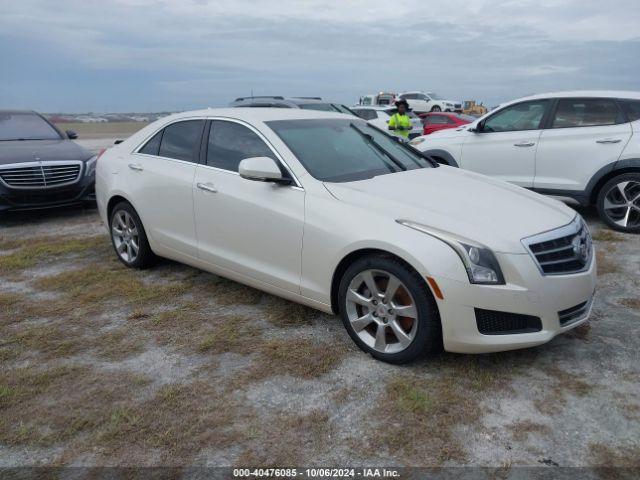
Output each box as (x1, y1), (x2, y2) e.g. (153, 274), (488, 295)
(129, 119), (205, 258)
(193, 119), (305, 293)
(534, 98), (632, 191)
(459, 99), (550, 187)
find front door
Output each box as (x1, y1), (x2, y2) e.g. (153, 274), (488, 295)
(193, 119), (304, 293)
(459, 99), (551, 187)
(535, 98), (632, 191)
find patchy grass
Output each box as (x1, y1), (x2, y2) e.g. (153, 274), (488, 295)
(534, 366), (595, 415)
(197, 315), (263, 355)
(0, 235), (108, 274)
(508, 420), (551, 442)
(237, 409), (332, 466)
(2, 323), (83, 360)
(34, 261), (189, 307)
(370, 356), (515, 465)
(87, 381), (250, 463)
(91, 328), (146, 361)
(565, 322), (592, 341)
(591, 229), (624, 243)
(262, 297), (317, 327)
(620, 298), (640, 310)
(250, 338), (345, 379)
(0, 365), (151, 447)
(589, 443), (640, 472)
(596, 249), (620, 276)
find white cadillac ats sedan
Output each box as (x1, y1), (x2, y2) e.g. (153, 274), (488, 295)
(96, 108), (596, 363)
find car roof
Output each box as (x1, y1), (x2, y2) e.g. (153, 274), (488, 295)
(514, 90), (640, 102)
(352, 105), (396, 111)
(160, 107), (353, 123)
(0, 109), (38, 115)
(230, 96), (333, 108)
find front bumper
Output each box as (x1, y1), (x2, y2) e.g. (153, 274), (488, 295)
(434, 251), (597, 353)
(0, 176), (95, 212)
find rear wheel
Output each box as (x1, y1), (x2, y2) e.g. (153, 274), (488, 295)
(338, 255), (442, 363)
(431, 105), (441, 112)
(109, 202), (156, 268)
(596, 173), (640, 233)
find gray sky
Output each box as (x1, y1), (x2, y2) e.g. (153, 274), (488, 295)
(1, 0), (639, 113)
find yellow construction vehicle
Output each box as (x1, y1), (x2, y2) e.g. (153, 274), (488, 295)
(462, 100), (488, 117)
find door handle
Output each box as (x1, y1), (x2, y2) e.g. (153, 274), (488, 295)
(128, 163), (143, 171)
(514, 141), (535, 147)
(596, 139), (622, 144)
(196, 182), (218, 193)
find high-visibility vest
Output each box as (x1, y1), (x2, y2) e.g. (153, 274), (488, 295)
(388, 113), (412, 138)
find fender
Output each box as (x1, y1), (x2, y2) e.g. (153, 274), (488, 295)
(422, 149), (459, 167)
(531, 158), (640, 206)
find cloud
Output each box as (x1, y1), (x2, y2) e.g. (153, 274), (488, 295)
(1, 0), (639, 111)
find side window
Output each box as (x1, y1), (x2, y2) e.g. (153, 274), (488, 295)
(158, 120), (204, 162)
(551, 99), (624, 128)
(207, 121), (276, 172)
(483, 100), (550, 133)
(139, 130), (163, 155)
(426, 115), (449, 125)
(621, 100), (640, 122)
(417, 94), (428, 101)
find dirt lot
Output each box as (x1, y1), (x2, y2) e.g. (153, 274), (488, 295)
(0, 204), (639, 472)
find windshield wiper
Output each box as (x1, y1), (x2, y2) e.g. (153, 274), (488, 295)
(350, 123), (407, 172)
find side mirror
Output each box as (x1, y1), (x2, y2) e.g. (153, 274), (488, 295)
(470, 121), (484, 133)
(239, 156), (289, 184)
(66, 130), (78, 139)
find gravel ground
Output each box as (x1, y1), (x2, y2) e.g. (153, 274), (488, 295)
(0, 203), (638, 475)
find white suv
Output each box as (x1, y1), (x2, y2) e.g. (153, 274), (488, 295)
(96, 108), (596, 363)
(410, 91), (640, 233)
(398, 91), (462, 114)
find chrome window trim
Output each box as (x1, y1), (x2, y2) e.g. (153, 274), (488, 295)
(204, 116), (303, 189)
(521, 215), (593, 276)
(0, 160), (83, 190)
(132, 115), (303, 190)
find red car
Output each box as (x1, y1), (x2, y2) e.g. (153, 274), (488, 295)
(420, 112), (475, 135)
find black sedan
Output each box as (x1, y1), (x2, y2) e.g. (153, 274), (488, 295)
(0, 110), (96, 212)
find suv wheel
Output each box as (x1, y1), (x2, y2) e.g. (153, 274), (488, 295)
(338, 255), (442, 364)
(109, 202), (156, 268)
(431, 105), (441, 112)
(596, 173), (640, 233)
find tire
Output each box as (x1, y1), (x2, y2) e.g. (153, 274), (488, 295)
(338, 255), (442, 364)
(596, 173), (640, 233)
(109, 201), (157, 268)
(430, 105), (441, 112)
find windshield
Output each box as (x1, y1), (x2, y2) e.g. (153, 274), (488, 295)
(0, 112), (62, 141)
(427, 92), (443, 100)
(266, 119), (433, 182)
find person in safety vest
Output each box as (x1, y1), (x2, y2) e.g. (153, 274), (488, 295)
(388, 99), (413, 139)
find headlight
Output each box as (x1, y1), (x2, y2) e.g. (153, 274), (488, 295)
(84, 155), (97, 178)
(409, 137), (426, 146)
(445, 102), (453, 107)
(396, 219), (505, 285)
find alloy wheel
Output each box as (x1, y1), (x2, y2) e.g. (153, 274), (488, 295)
(345, 269), (418, 354)
(111, 210), (140, 263)
(602, 180), (640, 229)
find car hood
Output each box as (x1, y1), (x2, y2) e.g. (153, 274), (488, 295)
(0, 139), (92, 165)
(324, 166), (576, 254)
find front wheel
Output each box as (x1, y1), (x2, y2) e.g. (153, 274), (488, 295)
(596, 173), (640, 233)
(430, 105), (442, 112)
(338, 255), (442, 364)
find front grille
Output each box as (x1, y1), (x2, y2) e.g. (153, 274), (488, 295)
(522, 216), (592, 275)
(475, 308), (542, 335)
(558, 294), (594, 326)
(0, 162), (82, 189)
